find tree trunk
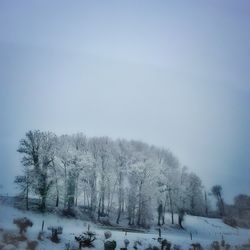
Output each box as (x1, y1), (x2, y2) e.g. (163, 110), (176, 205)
(101, 191), (105, 215)
(64, 164), (67, 208)
(54, 165), (59, 208)
(41, 195), (46, 212)
(116, 172), (122, 224)
(162, 192), (168, 225)
(90, 172), (97, 218)
(26, 181), (29, 210)
(137, 181), (143, 226)
(100, 158), (105, 215)
(204, 191), (208, 216)
(56, 191), (59, 207)
(75, 174), (79, 207)
(98, 197), (101, 221)
(168, 188), (174, 224)
(218, 193), (225, 216)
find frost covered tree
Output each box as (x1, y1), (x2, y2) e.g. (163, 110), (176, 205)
(157, 149), (180, 225)
(16, 130), (208, 226)
(56, 134), (93, 211)
(17, 130), (56, 211)
(88, 137), (114, 220)
(34, 132), (57, 211)
(16, 130), (43, 210)
(127, 142), (158, 227)
(114, 139), (131, 224)
(185, 173), (204, 215)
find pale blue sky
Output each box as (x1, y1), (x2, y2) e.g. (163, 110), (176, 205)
(0, 0), (250, 202)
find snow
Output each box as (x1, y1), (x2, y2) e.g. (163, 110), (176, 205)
(0, 205), (249, 249)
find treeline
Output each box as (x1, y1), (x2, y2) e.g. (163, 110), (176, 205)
(225, 194), (250, 228)
(15, 130), (207, 227)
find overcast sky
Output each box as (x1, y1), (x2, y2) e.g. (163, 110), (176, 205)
(0, 0), (249, 202)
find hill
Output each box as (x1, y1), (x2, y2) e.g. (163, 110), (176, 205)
(0, 204), (250, 249)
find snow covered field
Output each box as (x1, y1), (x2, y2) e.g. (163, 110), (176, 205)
(0, 205), (249, 249)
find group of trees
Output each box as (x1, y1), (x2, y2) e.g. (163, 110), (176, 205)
(16, 130), (208, 227)
(234, 194), (250, 218)
(209, 185), (250, 228)
(225, 194), (250, 228)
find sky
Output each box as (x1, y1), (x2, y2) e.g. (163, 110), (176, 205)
(0, 0), (250, 203)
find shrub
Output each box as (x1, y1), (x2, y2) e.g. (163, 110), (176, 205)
(145, 246), (160, 250)
(3, 232), (18, 246)
(104, 231), (112, 240)
(3, 232), (26, 246)
(27, 240), (38, 250)
(221, 239), (225, 247)
(47, 226), (63, 243)
(161, 239), (171, 250)
(173, 244), (182, 250)
(124, 239), (130, 248)
(62, 208), (76, 218)
(13, 217), (33, 234)
(223, 216), (237, 228)
(37, 231), (45, 241)
(2, 244), (17, 250)
(75, 230), (96, 248)
(210, 241), (220, 250)
(104, 240), (116, 250)
(191, 243), (203, 250)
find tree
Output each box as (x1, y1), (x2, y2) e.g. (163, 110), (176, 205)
(186, 173), (204, 215)
(157, 149), (180, 225)
(17, 130), (43, 210)
(17, 130), (56, 211)
(127, 143), (157, 227)
(88, 137), (114, 220)
(234, 194), (250, 218)
(114, 140), (131, 224)
(211, 185), (225, 216)
(35, 132), (56, 211)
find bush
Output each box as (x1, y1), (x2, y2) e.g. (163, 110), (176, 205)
(75, 230), (96, 248)
(2, 244), (17, 250)
(13, 217), (33, 234)
(161, 239), (171, 250)
(133, 240), (142, 249)
(124, 239), (130, 248)
(173, 244), (182, 250)
(3, 232), (26, 246)
(210, 241), (220, 250)
(3, 232), (20, 246)
(62, 208), (76, 218)
(223, 216), (237, 228)
(104, 231), (112, 240)
(190, 243), (203, 250)
(145, 245), (160, 250)
(104, 240), (116, 250)
(47, 226), (63, 243)
(27, 240), (38, 250)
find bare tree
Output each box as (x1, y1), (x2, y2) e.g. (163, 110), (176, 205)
(211, 185), (225, 216)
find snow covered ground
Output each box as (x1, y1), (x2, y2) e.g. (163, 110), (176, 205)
(0, 205), (249, 249)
